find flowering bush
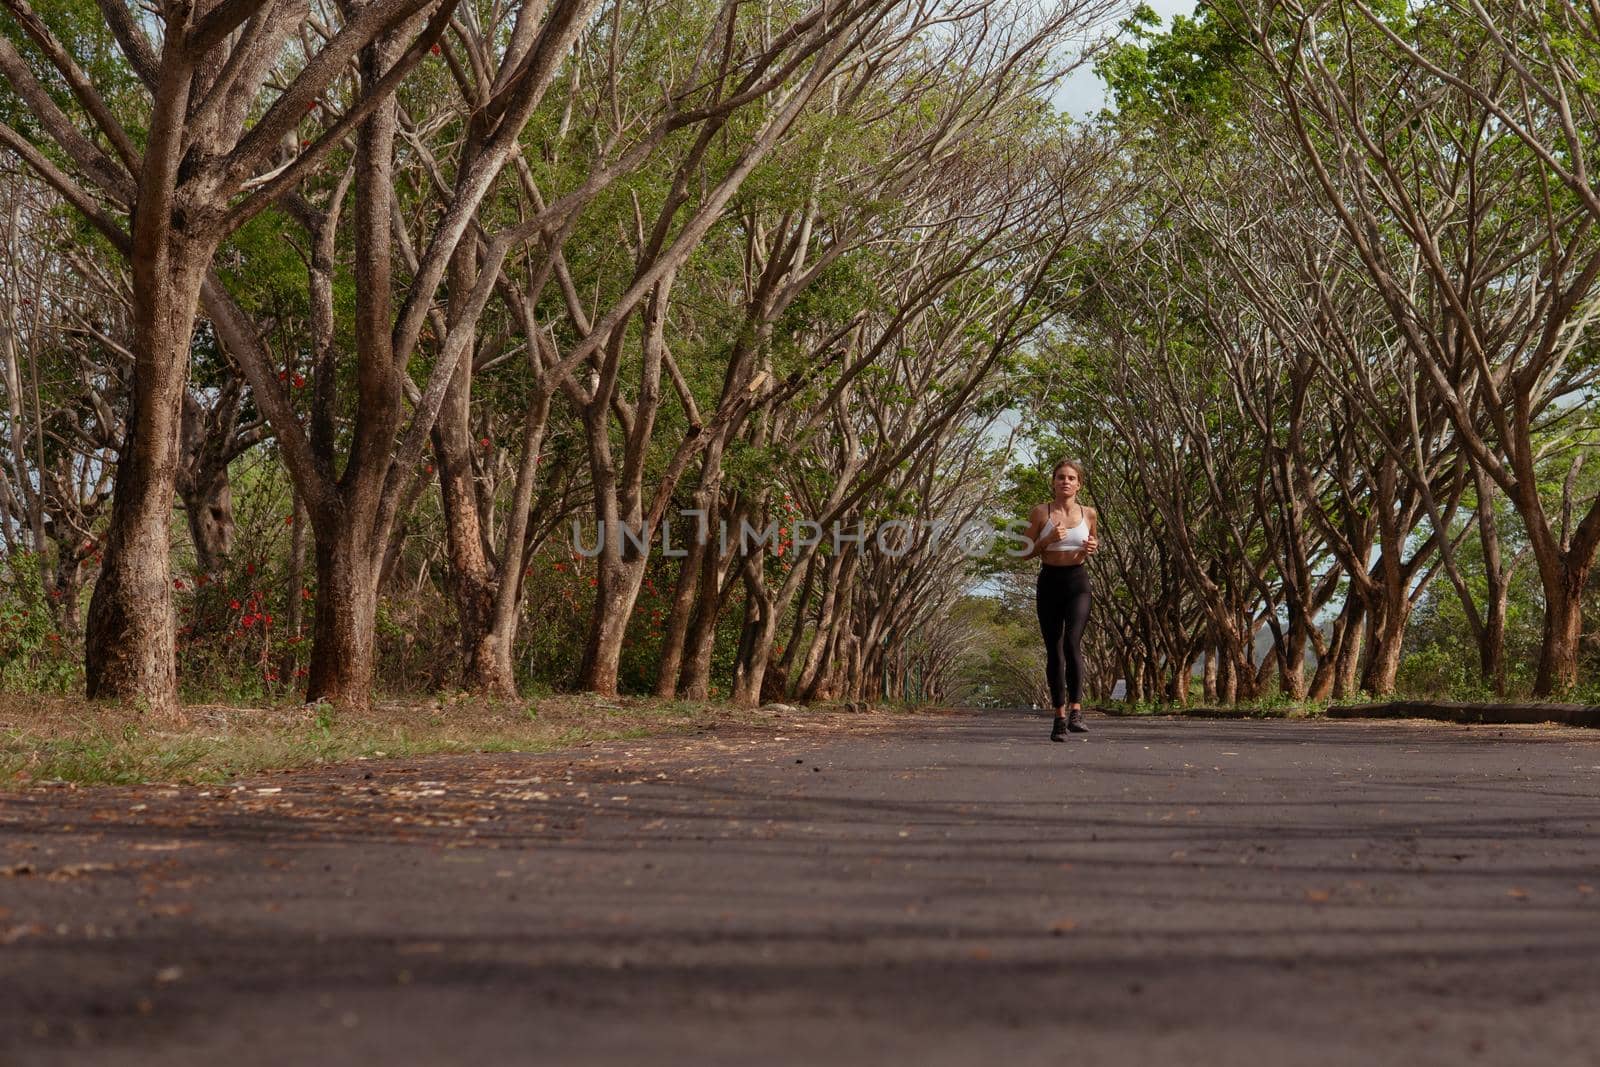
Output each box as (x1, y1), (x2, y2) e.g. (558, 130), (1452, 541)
(173, 556), (307, 699)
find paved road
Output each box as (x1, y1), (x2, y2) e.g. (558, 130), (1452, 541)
(3, 709), (1599, 1066)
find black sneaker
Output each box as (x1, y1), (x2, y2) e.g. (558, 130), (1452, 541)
(1050, 716), (1067, 742)
(1067, 708), (1088, 733)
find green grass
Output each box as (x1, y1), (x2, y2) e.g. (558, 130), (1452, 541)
(1096, 697), (1331, 720)
(0, 693), (876, 787)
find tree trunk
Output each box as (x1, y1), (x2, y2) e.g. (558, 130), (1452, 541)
(579, 542), (649, 696)
(1167, 660), (1188, 705)
(732, 608), (778, 706)
(84, 251), (206, 713)
(461, 384), (556, 702)
(777, 552), (817, 684)
(1217, 644), (1236, 704)
(1471, 468), (1508, 694)
(51, 547), (89, 638)
(1202, 644), (1218, 702)
(680, 498), (739, 700)
(842, 631), (864, 702)
(730, 563), (770, 706)
(433, 231), (506, 694)
(1307, 606), (1348, 702)
(655, 472), (717, 698)
(176, 394), (236, 577)
(279, 491), (309, 680)
(301, 47), (402, 712)
(1360, 591), (1407, 697)
(1334, 601), (1365, 699)
(1535, 560), (1590, 696)
(796, 550), (849, 700)
(433, 356), (501, 693)
(305, 515), (381, 710)
(1481, 593), (1508, 697)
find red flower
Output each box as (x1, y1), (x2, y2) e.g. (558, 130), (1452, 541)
(230, 599), (242, 610)
(292, 373), (305, 388)
(285, 514), (294, 525)
(479, 437), (491, 448)
(173, 578), (186, 590)
(429, 43), (441, 55)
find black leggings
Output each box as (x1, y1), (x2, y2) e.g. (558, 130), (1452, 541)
(1036, 563), (1091, 707)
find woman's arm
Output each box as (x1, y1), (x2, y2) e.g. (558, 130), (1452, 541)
(1019, 504), (1047, 561)
(1084, 506), (1099, 558)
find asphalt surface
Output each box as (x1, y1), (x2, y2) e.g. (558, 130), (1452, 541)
(3, 708), (1599, 1066)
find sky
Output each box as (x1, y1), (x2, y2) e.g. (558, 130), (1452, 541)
(1053, 0), (1199, 119)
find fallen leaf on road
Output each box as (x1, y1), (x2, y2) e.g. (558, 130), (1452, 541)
(1050, 919), (1078, 935)
(46, 862), (116, 880)
(1305, 889), (1331, 904)
(1578, 885), (1594, 895)
(1, 863), (34, 877)
(1, 923), (45, 944)
(1507, 888), (1529, 900)
(155, 966), (183, 984)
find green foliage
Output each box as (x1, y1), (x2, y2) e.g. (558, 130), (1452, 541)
(1097, 2), (1248, 124)
(0, 553), (80, 693)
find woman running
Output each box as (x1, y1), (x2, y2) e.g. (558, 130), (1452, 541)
(1021, 459), (1099, 741)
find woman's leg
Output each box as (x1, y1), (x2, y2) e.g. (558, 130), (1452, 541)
(1035, 573), (1066, 713)
(1063, 569), (1091, 730)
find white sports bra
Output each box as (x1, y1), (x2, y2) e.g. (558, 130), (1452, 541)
(1040, 510), (1088, 553)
